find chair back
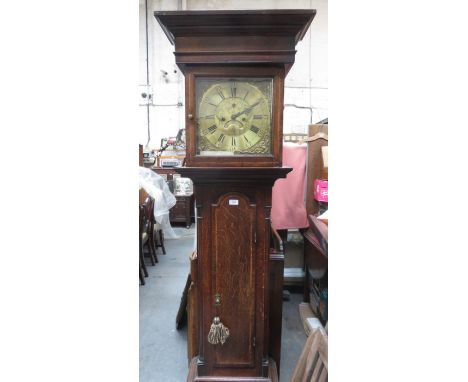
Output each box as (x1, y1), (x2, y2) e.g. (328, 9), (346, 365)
(140, 196), (154, 236)
(289, 327), (328, 382)
(139, 204), (145, 237)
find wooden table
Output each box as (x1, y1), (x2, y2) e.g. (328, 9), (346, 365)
(303, 215), (328, 324)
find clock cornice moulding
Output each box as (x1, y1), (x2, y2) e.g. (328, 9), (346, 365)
(154, 9), (316, 74)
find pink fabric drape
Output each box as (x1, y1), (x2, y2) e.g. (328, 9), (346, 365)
(271, 143), (309, 230)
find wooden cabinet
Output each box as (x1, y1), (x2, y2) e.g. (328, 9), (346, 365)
(303, 124), (328, 324)
(152, 167), (193, 228)
(170, 195), (192, 228)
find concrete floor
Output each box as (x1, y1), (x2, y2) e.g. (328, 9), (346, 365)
(139, 225), (306, 382)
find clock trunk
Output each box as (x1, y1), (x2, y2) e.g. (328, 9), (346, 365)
(177, 167), (291, 381)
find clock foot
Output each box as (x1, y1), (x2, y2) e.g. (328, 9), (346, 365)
(187, 357), (278, 382)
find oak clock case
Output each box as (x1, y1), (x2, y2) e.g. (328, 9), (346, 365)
(153, 8), (316, 382)
(196, 77), (273, 156)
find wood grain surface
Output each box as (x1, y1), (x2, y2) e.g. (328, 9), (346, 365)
(212, 193), (256, 368)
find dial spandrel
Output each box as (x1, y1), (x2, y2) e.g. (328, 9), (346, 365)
(196, 78), (273, 156)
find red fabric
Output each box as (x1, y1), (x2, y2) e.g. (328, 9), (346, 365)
(271, 143), (309, 230)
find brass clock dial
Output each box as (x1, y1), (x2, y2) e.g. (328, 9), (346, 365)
(196, 78), (272, 156)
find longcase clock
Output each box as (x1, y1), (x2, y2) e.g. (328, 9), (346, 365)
(154, 10), (315, 382)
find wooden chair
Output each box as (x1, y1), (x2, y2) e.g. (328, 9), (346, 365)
(142, 196), (158, 265)
(139, 204), (148, 285)
(139, 197), (158, 285)
(289, 327), (328, 382)
(139, 256), (146, 285)
(152, 218), (166, 255)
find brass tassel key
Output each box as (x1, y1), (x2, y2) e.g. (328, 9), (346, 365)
(207, 317), (230, 345)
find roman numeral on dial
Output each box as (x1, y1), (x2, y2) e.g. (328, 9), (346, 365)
(207, 125), (217, 134)
(216, 87), (225, 100)
(205, 100), (218, 107)
(231, 83), (237, 98)
(250, 125), (260, 134)
(217, 133), (225, 143)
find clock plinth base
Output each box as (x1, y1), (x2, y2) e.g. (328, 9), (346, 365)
(187, 357), (278, 382)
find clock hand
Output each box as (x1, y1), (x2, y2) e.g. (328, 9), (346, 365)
(231, 100), (261, 120)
